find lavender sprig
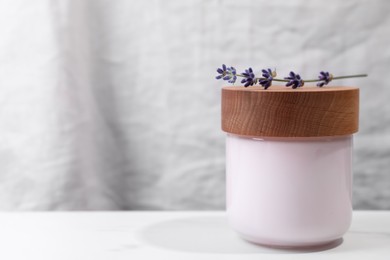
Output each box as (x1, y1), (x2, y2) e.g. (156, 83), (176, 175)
(215, 64), (367, 90)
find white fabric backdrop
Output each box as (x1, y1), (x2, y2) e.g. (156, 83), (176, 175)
(0, 0), (389, 210)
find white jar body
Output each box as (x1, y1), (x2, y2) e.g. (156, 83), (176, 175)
(226, 134), (353, 247)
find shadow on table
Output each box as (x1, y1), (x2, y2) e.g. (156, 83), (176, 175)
(137, 216), (343, 254)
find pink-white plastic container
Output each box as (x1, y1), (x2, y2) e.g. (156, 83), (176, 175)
(226, 134), (353, 247)
(222, 86), (359, 247)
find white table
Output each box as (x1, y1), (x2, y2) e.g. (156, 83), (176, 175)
(0, 211), (389, 259)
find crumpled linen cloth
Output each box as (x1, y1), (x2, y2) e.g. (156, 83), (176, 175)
(0, 0), (389, 210)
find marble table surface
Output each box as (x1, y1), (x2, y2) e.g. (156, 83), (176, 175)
(0, 211), (389, 259)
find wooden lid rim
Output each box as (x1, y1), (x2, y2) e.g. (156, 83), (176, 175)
(221, 86), (359, 137)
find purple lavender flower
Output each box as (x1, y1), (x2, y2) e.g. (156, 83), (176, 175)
(215, 65), (367, 89)
(226, 66), (237, 83)
(241, 68), (256, 87)
(259, 68), (275, 89)
(317, 71), (333, 87)
(284, 71), (304, 89)
(216, 64), (237, 83)
(216, 64), (227, 80)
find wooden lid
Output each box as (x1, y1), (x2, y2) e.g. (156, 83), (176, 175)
(222, 86), (359, 137)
